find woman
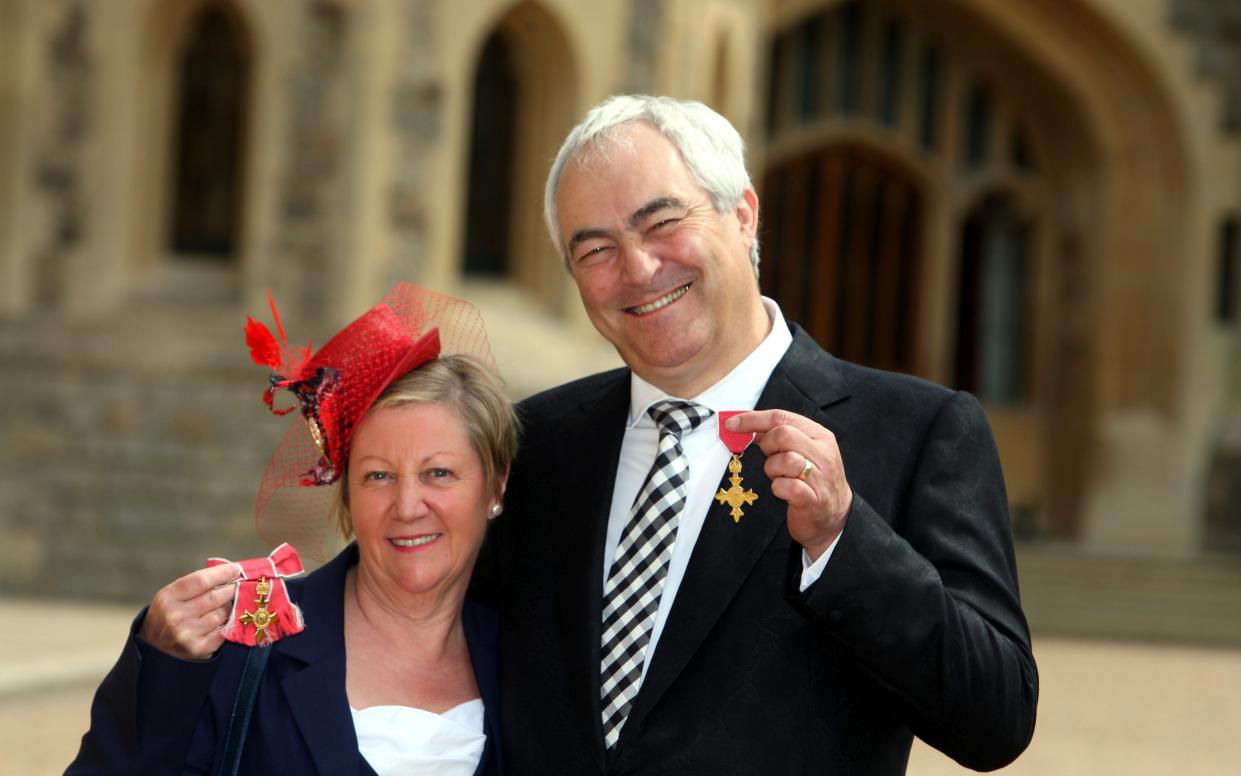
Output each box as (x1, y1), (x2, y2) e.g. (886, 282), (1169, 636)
(69, 283), (517, 775)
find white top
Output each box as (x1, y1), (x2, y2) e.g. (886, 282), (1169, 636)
(351, 699), (485, 776)
(602, 297), (842, 685)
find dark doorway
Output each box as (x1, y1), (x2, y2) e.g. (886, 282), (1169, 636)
(463, 33), (518, 276)
(169, 5), (248, 258)
(761, 146), (924, 375)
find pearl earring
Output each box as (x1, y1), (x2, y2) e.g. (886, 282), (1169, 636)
(489, 503), (503, 518)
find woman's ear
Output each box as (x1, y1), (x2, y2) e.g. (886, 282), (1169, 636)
(488, 471), (510, 519)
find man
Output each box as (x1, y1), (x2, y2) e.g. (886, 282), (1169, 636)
(483, 95), (1037, 774)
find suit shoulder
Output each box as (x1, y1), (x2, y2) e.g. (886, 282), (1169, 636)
(516, 367), (628, 420)
(834, 358), (954, 403)
(822, 356), (981, 430)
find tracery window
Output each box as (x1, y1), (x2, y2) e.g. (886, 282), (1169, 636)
(762, 0), (1041, 399)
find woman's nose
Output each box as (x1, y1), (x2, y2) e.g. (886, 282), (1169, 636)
(393, 478), (428, 520)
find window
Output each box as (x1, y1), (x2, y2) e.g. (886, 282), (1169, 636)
(917, 45), (941, 151)
(765, 33), (791, 138)
(1218, 217), (1239, 323)
(794, 17), (824, 123)
(877, 19), (904, 128)
(835, 2), (862, 115)
(463, 33), (518, 276)
(964, 81), (992, 170)
(169, 5), (248, 258)
(956, 194), (1032, 403)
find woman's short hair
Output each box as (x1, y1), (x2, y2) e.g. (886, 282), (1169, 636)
(330, 354), (519, 539)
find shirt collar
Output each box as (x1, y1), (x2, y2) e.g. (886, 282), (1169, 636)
(628, 297), (794, 427)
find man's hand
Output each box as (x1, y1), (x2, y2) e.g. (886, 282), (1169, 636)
(137, 563), (239, 661)
(726, 410), (852, 560)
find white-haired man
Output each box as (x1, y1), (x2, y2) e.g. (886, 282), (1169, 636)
(484, 95), (1038, 774)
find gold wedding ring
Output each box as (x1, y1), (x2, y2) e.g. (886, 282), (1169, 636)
(798, 458), (814, 480)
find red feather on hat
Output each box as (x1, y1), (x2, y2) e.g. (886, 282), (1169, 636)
(245, 316), (283, 369)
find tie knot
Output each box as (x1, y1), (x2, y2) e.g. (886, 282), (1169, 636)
(647, 400), (713, 439)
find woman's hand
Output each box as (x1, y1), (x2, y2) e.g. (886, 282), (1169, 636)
(137, 563), (239, 660)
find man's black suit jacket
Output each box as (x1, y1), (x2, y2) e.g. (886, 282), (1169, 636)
(480, 326), (1038, 774)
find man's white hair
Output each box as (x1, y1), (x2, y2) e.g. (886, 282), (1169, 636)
(543, 94), (760, 277)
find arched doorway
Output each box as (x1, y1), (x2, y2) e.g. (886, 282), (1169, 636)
(168, 3), (250, 260)
(762, 146), (924, 375)
(461, 2), (576, 311)
(463, 33), (518, 277)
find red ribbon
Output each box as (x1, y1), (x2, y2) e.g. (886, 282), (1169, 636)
(207, 543), (306, 646)
(718, 410), (756, 455)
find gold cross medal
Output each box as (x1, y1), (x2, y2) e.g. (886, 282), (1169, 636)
(240, 577), (279, 643)
(715, 410), (758, 523)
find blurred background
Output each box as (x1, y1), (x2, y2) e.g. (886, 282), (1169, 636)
(1, 0), (1239, 772)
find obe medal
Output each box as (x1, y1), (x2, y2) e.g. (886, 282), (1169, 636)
(240, 576), (279, 643)
(714, 410), (758, 523)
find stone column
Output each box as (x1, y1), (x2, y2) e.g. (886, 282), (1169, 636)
(385, 0), (441, 293)
(268, 0), (352, 327)
(620, 0), (665, 94)
(0, 0), (28, 316)
(25, 0), (94, 316)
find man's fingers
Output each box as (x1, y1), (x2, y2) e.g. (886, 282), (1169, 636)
(725, 409), (830, 440)
(765, 450), (811, 481)
(754, 423), (814, 458)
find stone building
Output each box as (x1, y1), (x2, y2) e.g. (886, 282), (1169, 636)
(1, 0), (1239, 640)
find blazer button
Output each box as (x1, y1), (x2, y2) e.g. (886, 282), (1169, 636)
(829, 609), (844, 622)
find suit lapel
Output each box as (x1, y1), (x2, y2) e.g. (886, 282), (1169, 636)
(621, 327), (850, 742)
(277, 545), (364, 774)
(551, 372), (631, 770)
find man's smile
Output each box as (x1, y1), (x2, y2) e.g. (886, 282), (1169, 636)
(625, 283), (691, 316)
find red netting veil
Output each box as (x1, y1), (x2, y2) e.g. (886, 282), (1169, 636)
(244, 282), (496, 560)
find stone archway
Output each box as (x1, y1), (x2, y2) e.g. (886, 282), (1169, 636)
(762, 0), (1193, 542)
(946, 0), (1195, 550)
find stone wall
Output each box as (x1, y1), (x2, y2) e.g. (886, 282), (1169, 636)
(0, 307), (285, 600)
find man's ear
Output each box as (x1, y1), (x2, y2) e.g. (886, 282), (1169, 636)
(735, 188), (759, 241)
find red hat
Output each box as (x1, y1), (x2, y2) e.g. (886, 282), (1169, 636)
(245, 282), (495, 557)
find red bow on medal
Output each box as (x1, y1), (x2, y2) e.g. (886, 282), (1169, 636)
(207, 543), (306, 646)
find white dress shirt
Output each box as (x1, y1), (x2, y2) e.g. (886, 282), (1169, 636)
(602, 298), (842, 684)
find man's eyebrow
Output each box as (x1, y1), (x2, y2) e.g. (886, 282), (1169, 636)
(568, 228), (610, 252)
(628, 197), (686, 229)
(566, 197), (687, 252)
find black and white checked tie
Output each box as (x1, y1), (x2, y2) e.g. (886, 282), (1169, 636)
(600, 399), (714, 749)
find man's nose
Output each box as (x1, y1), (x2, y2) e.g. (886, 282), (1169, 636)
(619, 242), (659, 285)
